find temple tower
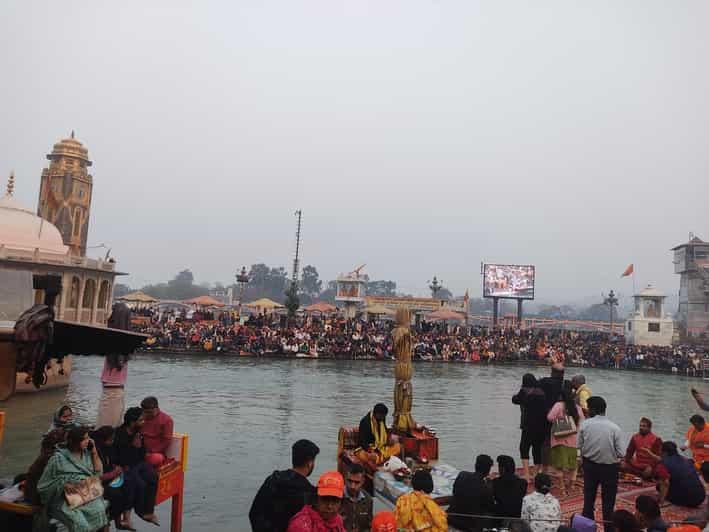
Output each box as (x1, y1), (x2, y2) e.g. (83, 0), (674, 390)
(37, 132), (93, 256)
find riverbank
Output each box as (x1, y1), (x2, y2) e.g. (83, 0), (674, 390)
(135, 346), (707, 378)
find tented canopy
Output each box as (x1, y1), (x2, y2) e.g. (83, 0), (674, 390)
(362, 304), (395, 315)
(303, 302), (338, 313)
(118, 291), (158, 303)
(246, 298), (285, 310)
(183, 295), (225, 307)
(427, 308), (466, 321)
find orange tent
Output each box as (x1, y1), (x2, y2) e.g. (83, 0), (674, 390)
(303, 302), (338, 314)
(183, 295), (225, 307)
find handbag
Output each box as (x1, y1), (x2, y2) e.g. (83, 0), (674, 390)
(64, 475), (104, 509)
(551, 415), (577, 438)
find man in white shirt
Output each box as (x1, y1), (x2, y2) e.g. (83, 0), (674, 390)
(578, 396), (624, 532)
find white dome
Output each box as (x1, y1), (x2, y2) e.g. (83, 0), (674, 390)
(0, 192), (69, 255)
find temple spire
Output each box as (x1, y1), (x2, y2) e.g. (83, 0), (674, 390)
(6, 170), (14, 196)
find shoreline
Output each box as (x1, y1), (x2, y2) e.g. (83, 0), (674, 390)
(135, 347), (706, 378)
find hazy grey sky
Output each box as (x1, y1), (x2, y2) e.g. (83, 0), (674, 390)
(2, 1), (707, 303)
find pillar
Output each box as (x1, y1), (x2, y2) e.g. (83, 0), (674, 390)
(492, 297), (499, 328)
(517, 299), (523, 329)
(91, 277), (100, 324)
(77, 276), (86, 323)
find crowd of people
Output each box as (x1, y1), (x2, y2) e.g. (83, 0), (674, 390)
(5, 397), (173, 532)
(135, 310), (707, 375)
(247, 359), (709, 532)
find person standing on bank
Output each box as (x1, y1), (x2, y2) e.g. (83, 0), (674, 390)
(578, 396), (624, 532)
(96, 302), (132, 428)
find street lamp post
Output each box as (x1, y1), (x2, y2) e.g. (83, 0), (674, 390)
(603, 289), (619, 334)
(236, 266), (250, 320)
(428, 276), (443, 299)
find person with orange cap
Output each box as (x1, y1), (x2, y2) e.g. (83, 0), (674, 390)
(371, 511), (397, 532)
(287, 471), (347, 532)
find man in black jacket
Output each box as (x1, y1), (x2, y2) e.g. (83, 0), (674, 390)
(448, 454), (496, 532)
(249, 439), (320, 532)
(492, 455), (527, 527)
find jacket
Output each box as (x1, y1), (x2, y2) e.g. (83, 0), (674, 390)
(287, 505), (346, 532)
(249, 469), (316, 532)
(447, 471), (496, 532)
(339, 488), (372, 532)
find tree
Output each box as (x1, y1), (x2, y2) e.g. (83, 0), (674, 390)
(436, 287), (453, 300)
(301, 265), (322, 301)
(141, 269), (209, 300)
(113, 283), (132, 298)
(319, 280), (338, 303)
(284, 283), (300, 317)
(367, 280), (397, 297)
(243, 263), (289, 303)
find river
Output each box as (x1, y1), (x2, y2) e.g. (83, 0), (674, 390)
(0, 354), (703, 531)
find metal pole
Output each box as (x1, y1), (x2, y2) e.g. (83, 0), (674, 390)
(517, 299), (523, 329)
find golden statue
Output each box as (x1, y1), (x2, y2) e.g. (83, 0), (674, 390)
(393, 306), (416, 433)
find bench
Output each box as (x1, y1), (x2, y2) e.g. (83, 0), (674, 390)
(0, 432), (188, 532)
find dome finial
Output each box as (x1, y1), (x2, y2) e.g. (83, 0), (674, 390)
(6, 170), (14, 196)
(71, 130), (75, 139)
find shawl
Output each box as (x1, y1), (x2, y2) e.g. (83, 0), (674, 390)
(287, 504), (346, 532)
(36, 447), (107, 532)
(394, 490), (448, 532)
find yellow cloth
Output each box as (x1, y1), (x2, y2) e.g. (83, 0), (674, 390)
(395, 490), (447, 532)
(371, 411), (388, 454)
(575, 384), (592, 411)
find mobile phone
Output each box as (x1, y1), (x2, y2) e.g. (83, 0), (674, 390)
(87, 441), (94, 451)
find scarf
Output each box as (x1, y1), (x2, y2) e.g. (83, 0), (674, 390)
(371, 412), (388, 454)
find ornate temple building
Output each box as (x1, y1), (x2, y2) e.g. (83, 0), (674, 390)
(37, 132), (93, 256)
(1, 134), (123, 394)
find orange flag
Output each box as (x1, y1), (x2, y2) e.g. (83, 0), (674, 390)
(621, 264), (634, 277)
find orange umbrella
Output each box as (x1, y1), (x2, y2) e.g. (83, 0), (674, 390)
(183, 295), (225, 307)
(303, 302), (338, 313)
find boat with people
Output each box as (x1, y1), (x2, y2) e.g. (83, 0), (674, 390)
(334, 306), (708, 531)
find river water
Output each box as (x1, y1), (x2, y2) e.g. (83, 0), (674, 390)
(0, 354), (702, 531)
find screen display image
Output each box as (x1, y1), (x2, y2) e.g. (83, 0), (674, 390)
(483, 264), (535, 299)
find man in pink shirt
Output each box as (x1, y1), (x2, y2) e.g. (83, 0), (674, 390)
(140, 396), (174, 467)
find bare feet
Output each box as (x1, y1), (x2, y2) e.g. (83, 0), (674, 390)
(138, 513), (161, 526)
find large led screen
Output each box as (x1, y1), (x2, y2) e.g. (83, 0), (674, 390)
(483, 264), (535, 299)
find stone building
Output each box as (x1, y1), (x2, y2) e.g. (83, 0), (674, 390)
(0, 172), (120, 327)
(672, 235), (709, 339)
(37, 132), (93, 256)
(625, 285), (674, 347)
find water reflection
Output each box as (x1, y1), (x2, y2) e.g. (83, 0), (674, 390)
(0, 355), (703, 531)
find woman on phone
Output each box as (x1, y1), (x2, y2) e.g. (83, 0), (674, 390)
(37, 426), (108, 532)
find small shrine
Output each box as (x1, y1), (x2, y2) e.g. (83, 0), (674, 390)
(335, 265), (367, 319)
(625, 284), (675, 347)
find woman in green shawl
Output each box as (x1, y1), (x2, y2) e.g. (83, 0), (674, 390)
(37, 426), (109, 532)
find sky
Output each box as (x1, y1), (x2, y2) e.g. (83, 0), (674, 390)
(2, 1), (707, 304)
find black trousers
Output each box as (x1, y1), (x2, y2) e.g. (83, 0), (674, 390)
(125, 462), (158, 515)
(519, 429), (545, 464)
(582, 459), (619, 532)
